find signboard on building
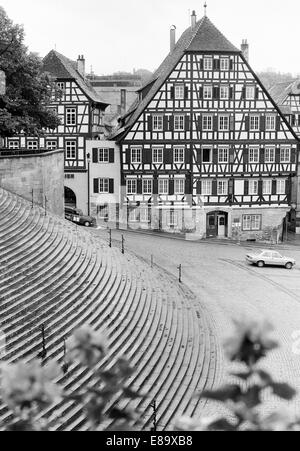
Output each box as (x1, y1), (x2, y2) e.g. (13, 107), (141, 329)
(0, 70), (6, 95)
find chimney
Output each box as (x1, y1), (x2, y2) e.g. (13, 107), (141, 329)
(77, 55), (85, 77)
(170, 25), (176, 52)
(191, 10), (197, 29)
(241, 40), (249, 62)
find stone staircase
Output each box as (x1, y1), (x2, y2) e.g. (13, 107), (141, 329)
(0, 187), (218, 430)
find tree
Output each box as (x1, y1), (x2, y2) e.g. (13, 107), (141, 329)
(0, 7), (60, 138)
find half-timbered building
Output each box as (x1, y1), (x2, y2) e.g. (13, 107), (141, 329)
(113, 12), (300, 241)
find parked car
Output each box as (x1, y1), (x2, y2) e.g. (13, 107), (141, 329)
(246, 249), (296, 270)
(65, 206), (96, 228)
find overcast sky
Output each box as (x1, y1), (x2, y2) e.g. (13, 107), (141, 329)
(1, 0), (299, 76)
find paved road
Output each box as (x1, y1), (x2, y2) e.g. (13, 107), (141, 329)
(91, 227), (300, 420)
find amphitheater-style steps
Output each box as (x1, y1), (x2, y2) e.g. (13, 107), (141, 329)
(0, 187), (218, 430)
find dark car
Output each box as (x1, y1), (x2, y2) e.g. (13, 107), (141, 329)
(65, 206), (96, 228)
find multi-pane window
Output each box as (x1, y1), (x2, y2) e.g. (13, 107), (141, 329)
(143, 179), (153, 195)
(218, 147), (229, 163)
(202, 115), (213, 131)
(250, 115), (260, 131)
(174, 179), (185, 194)
(127, 179), (137, 195)
(263, 180), (272, 195)
(131, 147), (142, 164)
(8, 141), (19, 149)
(174, 85), (184, 99)
(174, 147), (185, 164)
(265, 146), (275, 163)
(98, 204), (109, 219)
(243, 215), (261, 231)
(159, 179), (169, 195)
(66, 108), (77, 126)
(203, 85), (213, 99)
(202, 147), (212, 163)
(153, 115), (163, 131)
(56, 82), (65, 91)
(217, 180), (228, 195)
(152, 147), (163, 164)
(129, 208), (138, 222)
(174, 115), (185, 131)
(249, 180), (259, 195)
(219, 115), (229, 131)
(280, 146), (291, 163)
(140, 207), (150, 223)
(266, 115), (276, 131)
(66, 141), (76, 159)
(203, 57), (213, 71)
(220, 86), (229, 99)
(249, 147), (259, 163)
(98, 178), (109, 193)
(277, 179), (286, 194)
(220, 58), (229, 71)
(202, 180), (212, 195)
(98, 148), (109, 163)
(46, 141), (57, 150)
(167, 210), (178, 226)
(27, 141), (38, 150)
(246, 86), (255, 100)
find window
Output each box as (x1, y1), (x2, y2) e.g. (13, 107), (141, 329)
(218, 147), (229, 163)
(174, 84), (184, 100)
(203, 85), (213, 99)
(159, 179), (169, 195)
(127, 179), (137, 195)
(265, 146), (275, 163)
(202, 115), (213, 131)
(46, 141), (57, 150)
(129, 208), (138, 222)
(266, 115), (276, 131)
(98, 178), (109, 193)
(263, 180), (272, 195)
(167, 210), (178, 226)
(202, 180), (212, 195)
(152, 147), (163, 164)
(250, 115), (260, 131)
(249, 180), (258, 195)
(65, 141), (76, 160)
(140, 207), (150, 223)
(143, 179), (152, 195)
(217, 180), (228, 195)
(203, 57), (213, 71)
(243, 215), (261, 231)
(27, 141), (38, 150)
(98, 148), (109, 163)
(131, 147), (142, 164)
(202, 147), (212, 163)
(153, 115), (163, 131)
(220, 58), (230, 71)
(174, 147), (185, 164)
(174, 115), (185, 131)
(98, 204), (109, 219)
(56, 82), (65, 91)
(174, 179), (185, 194)
(277, 179), (286, 194)
(219, 115), (229, 131)
(220, 86), (229, 100)
(8, 141), (19, 149)
(246, 86), (255, 100)
(280, 146), (290, 163)
(66, 108), (77, 126)
(249, 147), (259, 163)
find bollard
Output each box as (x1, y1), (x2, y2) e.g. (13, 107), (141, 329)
(177, 264), (182, 283)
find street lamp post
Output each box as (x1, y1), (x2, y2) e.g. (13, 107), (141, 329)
(87, 153), (91, 216)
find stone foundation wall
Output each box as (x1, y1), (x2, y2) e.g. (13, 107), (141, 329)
(0, 150), (64, 217)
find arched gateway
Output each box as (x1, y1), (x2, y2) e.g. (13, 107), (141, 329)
(64, 186), (77, 208)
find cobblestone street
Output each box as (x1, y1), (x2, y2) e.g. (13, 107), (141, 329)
(92, 228), (300, 419)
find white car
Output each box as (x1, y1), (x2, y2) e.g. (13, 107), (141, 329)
(246, 249), (296, 270)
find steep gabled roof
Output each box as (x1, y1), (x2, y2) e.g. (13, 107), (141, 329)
(112, 16), (240, 139)
(42, 50), (109, 107)
(269, 80), (299, 105)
